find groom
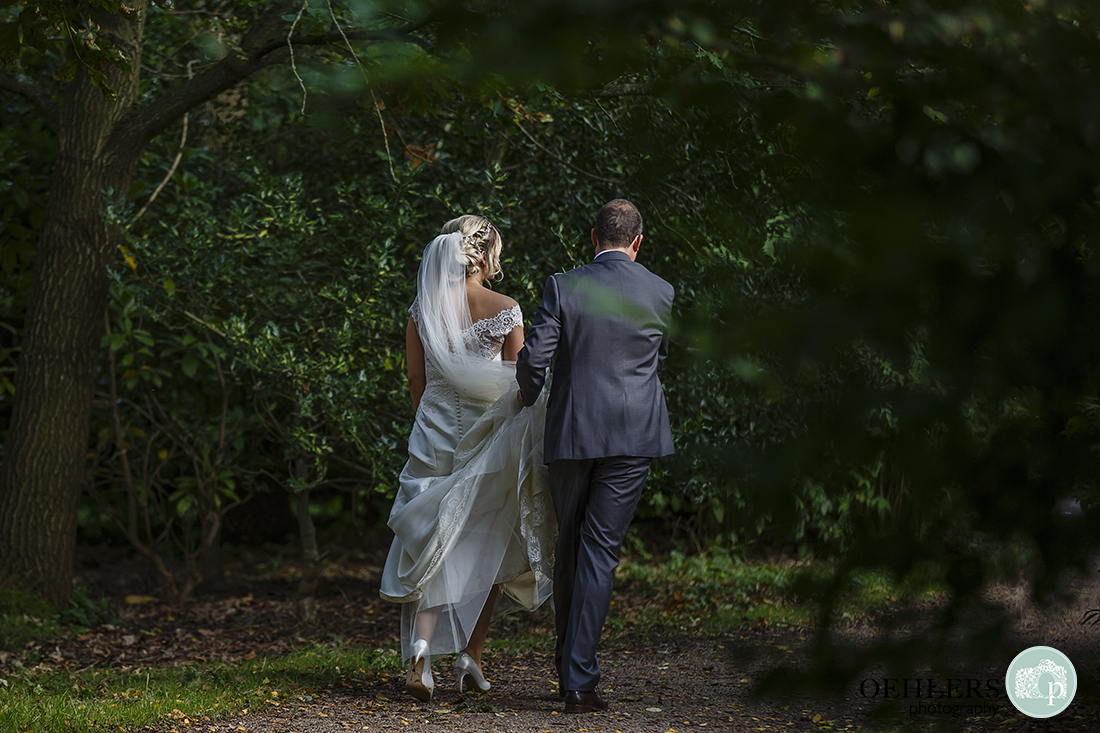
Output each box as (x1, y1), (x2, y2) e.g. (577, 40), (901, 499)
(517, 199), (674, 713)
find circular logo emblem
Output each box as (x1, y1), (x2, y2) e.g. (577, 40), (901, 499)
(1005, 646), (1077, 718)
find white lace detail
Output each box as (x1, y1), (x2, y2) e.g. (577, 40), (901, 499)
(518, 375), (555, 581)
(518, 450), (554, 579)
(412, 298), (520, 378)
(411, 298), (520, 360)
(466, 304), (522, 359)
(417, 471), (478, 603)
(413, 301), (521, 441)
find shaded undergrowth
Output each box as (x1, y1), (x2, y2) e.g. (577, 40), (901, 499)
(0, 587), (116, 652)
(606, 548), (946, 637)
(0, 550), (951, 733)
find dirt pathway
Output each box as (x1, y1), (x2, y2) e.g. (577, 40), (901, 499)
(61, 548), (1097, 733)
(148, 605), (1100, 733)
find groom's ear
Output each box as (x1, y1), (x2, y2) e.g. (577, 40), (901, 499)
(591, 229), (599, 249)
(632, 234), (643, 252)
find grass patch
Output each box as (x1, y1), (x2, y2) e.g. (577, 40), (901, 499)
(0, 587), (119, 652)
(0, 639), (403, 733)
(609, 548), (946, 636)
(0, 589), (60, 651)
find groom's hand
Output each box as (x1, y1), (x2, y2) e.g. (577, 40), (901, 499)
(516, 389), (524, 408)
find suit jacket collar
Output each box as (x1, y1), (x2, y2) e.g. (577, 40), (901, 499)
(591, 250), (631, 264)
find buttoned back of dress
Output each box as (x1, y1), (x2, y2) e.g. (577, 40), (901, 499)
(408, 298), (522, 473)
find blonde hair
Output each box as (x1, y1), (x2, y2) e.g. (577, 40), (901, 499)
(441, 215), (502, 281)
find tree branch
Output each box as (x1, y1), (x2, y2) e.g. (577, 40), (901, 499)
(255, 24), (433, 59)
(0, 71), (58, 132)
(582, 83), (652, 98)
(511, 113), (622, 185)
(111, 4), (432, 154)
(133, 61), (195, 222)
(328, 453), (377, 477)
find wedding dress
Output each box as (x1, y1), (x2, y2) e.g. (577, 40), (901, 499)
(379, 233), (554, 664)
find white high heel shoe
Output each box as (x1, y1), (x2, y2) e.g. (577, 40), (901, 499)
(405, 639), (434, 701)
(455, 651), (491, 694)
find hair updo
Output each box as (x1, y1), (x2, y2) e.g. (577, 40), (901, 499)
(441, 215), (502, 281)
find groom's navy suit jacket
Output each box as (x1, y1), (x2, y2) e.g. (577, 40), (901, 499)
(516, 250), (675, 463)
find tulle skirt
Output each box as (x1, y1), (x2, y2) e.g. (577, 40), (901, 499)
(379, 389), (554, 662)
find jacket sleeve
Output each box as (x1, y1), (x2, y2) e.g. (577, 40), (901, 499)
(516, 274), (561, 406)
(656, 282), (674, 375)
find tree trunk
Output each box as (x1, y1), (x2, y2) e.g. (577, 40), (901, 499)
(200, 517), (227, 593)
(0, 0), (397, 608)
(0, 8), (146, 608)
(294, 479), (321, 623)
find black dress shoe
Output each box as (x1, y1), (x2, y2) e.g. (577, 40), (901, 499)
(564, 690), (608, 713)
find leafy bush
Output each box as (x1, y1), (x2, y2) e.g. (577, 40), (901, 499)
(95, 69), (840, 564)
(60, 587), (117, 631)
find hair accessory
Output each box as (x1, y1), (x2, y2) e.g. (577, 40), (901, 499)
(463, 222), (496, 253)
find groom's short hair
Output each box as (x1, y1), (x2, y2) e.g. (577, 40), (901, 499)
(595, 199), (642, 249)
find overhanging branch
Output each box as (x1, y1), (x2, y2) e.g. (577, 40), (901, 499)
(112, 7), (432, 154)
(511, 113), (622, 186)
(584, 83), (652, 98)
(256, 23), (433, 58)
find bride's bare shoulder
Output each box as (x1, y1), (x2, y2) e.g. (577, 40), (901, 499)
(469, 287), (519, 322)
(484, 289), (519, 312)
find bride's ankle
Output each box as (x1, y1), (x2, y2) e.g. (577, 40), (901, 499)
(411, 638), (431, 660)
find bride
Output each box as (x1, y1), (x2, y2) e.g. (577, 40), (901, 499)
(379, 215), (554, 701)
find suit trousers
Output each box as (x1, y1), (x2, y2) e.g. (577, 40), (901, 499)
(549, 455), (651, 692)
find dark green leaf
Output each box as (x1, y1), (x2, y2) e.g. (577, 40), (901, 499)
(0, 22), (19, 65)
(53, 58), (78, 83)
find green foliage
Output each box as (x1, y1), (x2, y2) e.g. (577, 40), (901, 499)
(108, 49), (812, 547)
(0, 0), (137, 99)
(0, 639), (400, 733)
(0, 587), (117, 651)
(0, 91), (51, 419)
(121, 168), (425, 509)
(0, 588), (58, 650)
(59, 587), (115, 632)
(87, 262), (265, 602)
(611, 549), (944, 637)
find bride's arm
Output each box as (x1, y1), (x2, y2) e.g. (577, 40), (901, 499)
(502, 324), (524, 362)
(406, 317), (427, 411)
